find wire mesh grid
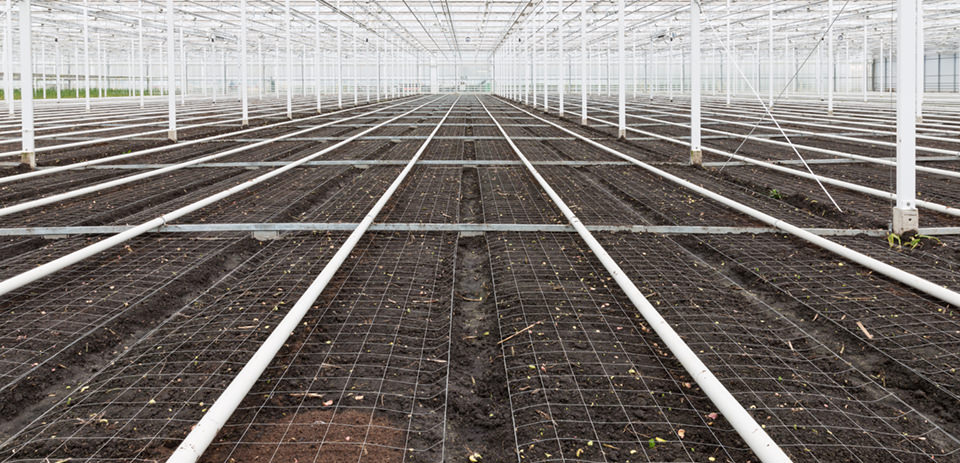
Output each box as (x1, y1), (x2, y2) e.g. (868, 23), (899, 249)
(0, 232), (348, 462)
(3, 167), (256, 227)
(537, 166), (650, 226)
(379, 166), (462, 224)
(0, 169), (119, 204)
(478, 167), (563, 225)
(699, 233), (960, 402)
(202, 231), (457, 463)
(588, 164), (806, 228)
(598, 232), (959, 462)
(487, 231), (747, 462)
(168, 166), (352, 224)
(0, 235), (243, 422)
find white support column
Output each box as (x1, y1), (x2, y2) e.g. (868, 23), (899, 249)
(39, 41), (45, 100)
(353, 25), (358, 105)
(240, 0), (249, 126)
(725, 0), (731, 105)
(616, 0), (625, 138)
(580, 0), (586, 124)
(138, 0), (144, 107)
(316, 3), (322, 111)
(530, 23), (536, 107)
(542, 8), (548, 111)
(557, 0), (564, 118)
(166, 0), (176, 141)
(633, 40), (638, 99)
(283, 0), (292, 117)
(768, 4), (773, 107)
(894, 0), (918, 234)
(55, 37), (61, 100)
(827, 0), (834, 115)
(3, 0), (11, 115)
(879, 36), (884, 93)
(97, 33), (103, 98)
(916, 0), (923, 123)
(83, 0), (91, 111)
(19, 0), (34, 168)
(258, 38), (263, 99)
(179, 28), (186, 105)
(863, 15), (868, 102)
(336, 0), (342, 108)
(667, 40), (673, 101)
(690, 0), (701, 165)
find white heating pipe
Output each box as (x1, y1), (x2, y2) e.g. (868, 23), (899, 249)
(0, 96), (426, 215)
(479, 97), (791, 463)
(577, 104), (960, 218)
(502, 97), (960, 309)
(165, 95), (457, 463)
(0, 96), (440, 299)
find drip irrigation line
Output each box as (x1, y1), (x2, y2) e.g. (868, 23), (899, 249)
(498, 96), (960, 309)
(0, 96), (443, 299)
(478, 96), (791, 463)
(165, 95), (459, 463)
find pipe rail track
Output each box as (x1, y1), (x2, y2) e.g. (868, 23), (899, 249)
(165, 95), (459, 463)
(478, 96), (791, 462)
(0, 95), (439, 298)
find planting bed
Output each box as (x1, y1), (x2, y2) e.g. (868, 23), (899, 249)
(1, 94), (960, 463)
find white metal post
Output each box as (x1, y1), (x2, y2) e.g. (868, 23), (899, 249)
(353, 25), (358, 105)
(166, 0), (176, 141)
(916, 0), (923, 123)
(316, 3), (322, 111)
(258, 38), (263, 99)
(768, 4), (773, 107)
(580, 0), (586, 124)
(3, 0), (11, 115)
(725, 0), (731, 105)
(542, 8), (548, 111)
(863, 15), (868, 102)
(616, 0), (625, 138)
(97, 33), (103, 98)
(285, 0), (292, 119)
(39, 41), (44, 100)
(827, 0), (834, 115)
(240, 0), (249, 126)
(336, 0), (342, 108)
(668, 40), (673, 101)
(894, 0), (918, 234)
(376, 34), (381, 101)
(557, 0), (563, 117)
(180, 28), (186, 105)
(690, 0), (701, 166)
(83, 0), (90, 111)
(879, 36), (884, 93)
(20, 0), (34, 168)
(55, 37), (61, 100)
(138, 0), (144, 107)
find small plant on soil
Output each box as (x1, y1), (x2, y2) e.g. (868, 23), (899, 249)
(767, 188), (783, 200)
(887, 233), (940, 250)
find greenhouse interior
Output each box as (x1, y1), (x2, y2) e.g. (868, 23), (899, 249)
(0, 0), (959, 462)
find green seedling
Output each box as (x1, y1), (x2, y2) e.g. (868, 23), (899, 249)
(768, 188), (783, 200)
